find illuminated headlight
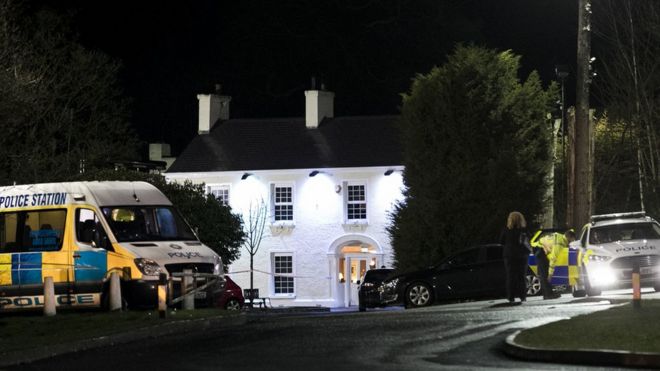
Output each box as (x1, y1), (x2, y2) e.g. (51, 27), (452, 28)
(588, 254), (612, 262)
(382, 278), (399, 291)
(134, 258), (163, 276)
(590, 267), (616, 286)
(213, 255), (224, 276)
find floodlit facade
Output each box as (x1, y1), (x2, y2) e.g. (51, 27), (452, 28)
(165, 88), (404, 308)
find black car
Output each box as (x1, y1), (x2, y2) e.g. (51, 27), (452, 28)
(381, 244), (514, 308)
(358, 268), (395, 312)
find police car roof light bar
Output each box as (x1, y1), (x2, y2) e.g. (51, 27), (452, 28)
(590, 211), (646, 223)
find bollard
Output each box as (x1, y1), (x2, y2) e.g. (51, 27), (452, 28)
(632, 261), (641, 309)
(158, 273), (168, 318)
(43, 276), (56, 317)
(109, 272), (122, 311)
(183, 269), (194, 310)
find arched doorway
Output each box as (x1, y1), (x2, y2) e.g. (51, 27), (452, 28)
(328, 235), (383, 307)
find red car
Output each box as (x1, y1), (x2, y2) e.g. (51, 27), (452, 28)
(216, 276), (245, 310)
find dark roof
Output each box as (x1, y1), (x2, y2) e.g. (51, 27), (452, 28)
(167, 115), (402, 172)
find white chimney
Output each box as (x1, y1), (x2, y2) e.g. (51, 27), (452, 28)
(148, 143), (176, 170)
(197, 93), (231, 134)
(305, 89), (334, 128)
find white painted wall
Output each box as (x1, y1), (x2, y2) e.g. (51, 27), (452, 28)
(166, 166), (404, 307)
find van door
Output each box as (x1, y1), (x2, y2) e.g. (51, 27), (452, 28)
(0, 209), (69, 310)
(72, 208), (109, 305)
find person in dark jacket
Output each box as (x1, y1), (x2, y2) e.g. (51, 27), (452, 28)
(499, 211), (530, 303)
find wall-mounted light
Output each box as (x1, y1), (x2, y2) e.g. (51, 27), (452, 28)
(309, 170), (333, 177)
(241, 172), (253, 180)
(384, 169), (394, 176)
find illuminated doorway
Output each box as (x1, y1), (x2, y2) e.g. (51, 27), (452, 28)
(338, 243), (379, 307)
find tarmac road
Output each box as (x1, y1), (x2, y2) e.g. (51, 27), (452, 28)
(12, 291), (652, 371)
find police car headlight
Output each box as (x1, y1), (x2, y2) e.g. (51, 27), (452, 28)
(590, 267), (616, 286)
(134, 258), (163, 276)
(588, 254), (612, 262)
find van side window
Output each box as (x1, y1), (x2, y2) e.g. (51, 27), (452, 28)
(0, 210), (66, 253)
(75, 208), (110, 250)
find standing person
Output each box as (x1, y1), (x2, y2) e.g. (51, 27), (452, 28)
(499, 211), (530, 303)
(541, 229), (575, 288)
(535, 234), (560, 300)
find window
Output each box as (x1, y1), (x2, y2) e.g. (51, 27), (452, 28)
(76, 208), (112, 250)
(345, 183), (367, 221)
(207, 185), (230, 206)
(447, 248), (480, 267)
(271, 184), (293, 222)
(273, 254), (294, 294)
(101, 206), (196, 242)
(0, 209), (66, 253)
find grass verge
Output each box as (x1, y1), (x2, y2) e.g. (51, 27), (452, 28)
(0, 308), (234, 354)
(515, 300), (660, 353)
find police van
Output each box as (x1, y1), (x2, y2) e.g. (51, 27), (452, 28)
(0, 181), (225, 311)
(571, 211), (660, 296)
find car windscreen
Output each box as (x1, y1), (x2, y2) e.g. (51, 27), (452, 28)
(589, 222), (660, 244)
(363, 269), (394, 283)
(101, 206), (197, 242)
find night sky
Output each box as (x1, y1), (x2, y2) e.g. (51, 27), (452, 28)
(34, 0), (578, 156)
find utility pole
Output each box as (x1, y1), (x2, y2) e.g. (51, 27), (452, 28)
(572, 0), (593, 229)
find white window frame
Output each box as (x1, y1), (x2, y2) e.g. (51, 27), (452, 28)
(207, 184), (231, 206)
(271, 252), (295, 297)
(343, 181), (368, 224)
(270, 183), (295, 224)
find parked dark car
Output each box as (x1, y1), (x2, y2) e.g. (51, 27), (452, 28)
(216, 276), (245, 310)
(358, 268), (395, 312)
(382, 244), (522, 308)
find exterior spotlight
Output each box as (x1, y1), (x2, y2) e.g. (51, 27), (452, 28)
(384, 169), (394, 176)
(309, 170), (320, 177)
(241, 172), (252, 180)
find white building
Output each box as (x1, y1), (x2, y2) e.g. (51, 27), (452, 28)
(165, 88), (404, 308)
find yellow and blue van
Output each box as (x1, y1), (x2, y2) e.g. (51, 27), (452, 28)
(0, 181), (225, 311)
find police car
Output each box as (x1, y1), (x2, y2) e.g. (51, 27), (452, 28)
(571, 211), (660, 296)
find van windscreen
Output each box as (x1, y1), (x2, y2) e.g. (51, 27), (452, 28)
(101, 206), (197, 242)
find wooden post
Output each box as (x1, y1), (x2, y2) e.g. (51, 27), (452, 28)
(109, 272), (122, 311)
(183, 269), (194, 310)
(158, 273), (168, 318)
(632, 261), (641, 309)
(43, 276), (56, 317)
(573, 0), (593, 229)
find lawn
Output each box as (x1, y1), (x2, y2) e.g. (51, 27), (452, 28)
(0, 308), (234, 354)
(515, 300), (660, 353)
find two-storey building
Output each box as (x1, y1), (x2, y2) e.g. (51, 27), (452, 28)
(166, 88), (403, 308)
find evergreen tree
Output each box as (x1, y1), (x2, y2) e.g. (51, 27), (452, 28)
(0, 0), (138, 184)
(390, 45), (557, 272)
